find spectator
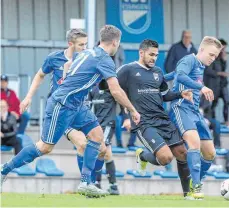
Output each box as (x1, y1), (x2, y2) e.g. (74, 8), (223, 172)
(164, 30), (197, 73)
(112, 45), (125, 68)
(204, 39), (229, 125)
(1, 75), (30, 134)
(1, 100), (22, 155)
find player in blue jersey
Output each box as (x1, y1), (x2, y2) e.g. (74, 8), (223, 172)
(1, 25), (140, 197)
(17, 29), (90, 171)
(169, 36), (222, 199)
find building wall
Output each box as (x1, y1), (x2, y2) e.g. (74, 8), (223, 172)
(1, 0), (229, 119)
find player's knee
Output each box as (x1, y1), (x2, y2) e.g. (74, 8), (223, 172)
(98, 143), (107, 158)
(104, 149), (112, 161)
(172, 145), (187, 162)
(36, 140), (53, 154)
(87, 126), (104, 143)
(158, 153), (173, 166)
(203, 150), (216, 161)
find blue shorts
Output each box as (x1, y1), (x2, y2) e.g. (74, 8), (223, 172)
(169, 105), (212, 140)
(41, 98), (99, 145)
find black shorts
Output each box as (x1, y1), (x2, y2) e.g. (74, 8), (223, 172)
(102, 125), (115, 146)
(136, 121), (183, 154)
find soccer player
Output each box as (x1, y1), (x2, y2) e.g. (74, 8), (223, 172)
(117, 39), (193, 199)
(18, 29), (89, 173)
(169, 36), (222, 199)
(1, 25), (140, 197)
(88, 80), (120, 195)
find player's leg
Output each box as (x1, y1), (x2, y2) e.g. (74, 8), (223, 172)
(65, 129), (87, 172)
(169, 106), (203, 199)
(1, 100), (74, 187)
(104, 145), (120, 195)
(167, 129), (191, 199)
(197, 117), (216, 181)
(136, 127), (173, 175)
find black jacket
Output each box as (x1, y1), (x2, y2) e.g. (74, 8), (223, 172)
(1, 112), (17, 138)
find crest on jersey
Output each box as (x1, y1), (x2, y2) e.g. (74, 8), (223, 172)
(153, 73), (159, 81)
(120, 0), (151, 34)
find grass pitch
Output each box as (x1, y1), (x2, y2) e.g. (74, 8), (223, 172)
(1, 193), (228, 207)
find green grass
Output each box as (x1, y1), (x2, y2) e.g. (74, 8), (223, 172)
(1, 193), (228, 207)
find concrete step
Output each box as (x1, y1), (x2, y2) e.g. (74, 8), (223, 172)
(2, 173), (224, 196)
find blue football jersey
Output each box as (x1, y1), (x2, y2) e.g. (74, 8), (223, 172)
(52, 47), (117, 109)
(171, 54), (205, 110)
(42, 50), (78, 96)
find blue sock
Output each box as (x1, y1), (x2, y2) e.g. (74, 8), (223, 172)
(81, 140), (100, 184)
(1, 144), (42, 175)
(187, 149), (201, 186)
(76, 154), (84, 173)
(91, 158), (104, 183)
(200, 156), (213, 181)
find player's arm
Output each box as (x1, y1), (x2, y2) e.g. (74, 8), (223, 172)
(164, 71), (175, 82)
(176, 57), (214, 101)
(160, 79), (193, 103)
(20, 56), (52, 113)
(106, 77), (140, 125)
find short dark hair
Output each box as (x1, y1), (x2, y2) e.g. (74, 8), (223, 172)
(139, 39), (159, 50)
(219, 39), (227, 46)
(100, 25), (122, 43)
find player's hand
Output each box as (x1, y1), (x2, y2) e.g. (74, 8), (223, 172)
(122, 119), (131, 132)
(130, 110), (140, 125)
(181, 89), (193, 103)
(217, 72), (229, 77)
(201, 86), (214, 102)
(20, 97), (32, 114)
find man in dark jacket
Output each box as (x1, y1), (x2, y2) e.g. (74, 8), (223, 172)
(1, 99), (22, 155)
(164, 30), (197, 73)
(203, 39), (229, 125)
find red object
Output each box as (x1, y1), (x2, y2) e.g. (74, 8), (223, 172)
(1, 88), (21, 116)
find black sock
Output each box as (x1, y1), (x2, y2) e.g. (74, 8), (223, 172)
(140, 150), (160, 166)
(177, 160), (191, 196)
(106, 160), (117, 184)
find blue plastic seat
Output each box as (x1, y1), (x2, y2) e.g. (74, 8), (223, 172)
(220, 125), (229, 134)
(12, 165), (36, 176)
(213, 172), (229, 179)
(127, 169), (152, 178)
(128, 146), (145, 151)
(154, 170), (179, 178)
(36, 158), (64, 176)
(1, 145), (13, 151)
(101, 169), (125, 177)
(216, 148), (228, 156)
(112, 146), (127, 153)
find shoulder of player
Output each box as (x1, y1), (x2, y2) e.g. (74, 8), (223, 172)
(46, 50), (64, 61)
(179, 54), (195, 66)
(116, 62), (136, 73)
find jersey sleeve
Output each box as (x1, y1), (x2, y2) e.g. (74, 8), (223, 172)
(159, 78), (169, 96)
(97, 55), (117, 80)
(176, 56), (204, 90)
(41, 55), (53, 74)
(117, 65), (129, 93)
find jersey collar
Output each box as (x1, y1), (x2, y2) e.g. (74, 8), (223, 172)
(135, 61), (151, 70)
(192, 53), (205, 68)
(64, 50), (71, 61)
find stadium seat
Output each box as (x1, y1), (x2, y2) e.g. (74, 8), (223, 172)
(112, 146), (127, 153)
(17, 134), (33, 147)
(36, 158), (64, 176)
(216, 148), (229, 156)
(154, 170), (179, 178)
(12, 165), (36, 176)
(0, 145), (13, 151)
(101, 169), (125, 177)
(212, 172), (229, 179)
(126, 169), (152, 178)
(220, 125), (229, 134)
(128, 146), (144, 151)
